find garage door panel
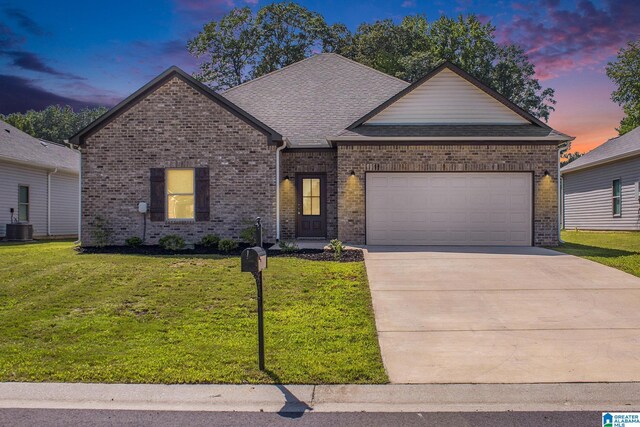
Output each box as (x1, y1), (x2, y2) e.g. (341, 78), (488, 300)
(366, 172), (532, 246)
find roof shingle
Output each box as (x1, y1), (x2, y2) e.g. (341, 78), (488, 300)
(561, 126), (640, 173)
(222, 53), (409, 147)
(0, 119), (79, 173)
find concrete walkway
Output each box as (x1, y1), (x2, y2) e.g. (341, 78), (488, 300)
(1, 382), (639, 412)
(364, 246), (640, 383)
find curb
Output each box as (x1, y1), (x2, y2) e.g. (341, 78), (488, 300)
(0, 382), (639, 412)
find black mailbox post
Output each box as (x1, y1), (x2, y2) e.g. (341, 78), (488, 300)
(241, 245), (267, 370)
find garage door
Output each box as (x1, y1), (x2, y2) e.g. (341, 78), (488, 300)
(366, 172), (532, 246)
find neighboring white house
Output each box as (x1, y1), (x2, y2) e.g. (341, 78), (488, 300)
(0, 119), (80, 238)
(561, 126), (640, 231)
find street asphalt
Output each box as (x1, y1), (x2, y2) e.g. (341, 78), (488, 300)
(0, 408), (602, 427)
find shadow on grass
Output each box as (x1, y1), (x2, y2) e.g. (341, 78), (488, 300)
(558, 241), (638, 258)
(265, 369), (312, 419)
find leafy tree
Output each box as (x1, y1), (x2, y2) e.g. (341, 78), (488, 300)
(252, 2), (333, 77)
(560, 151), (583, 167)
(606, 40), (640, 135)
(188, 7), (258, 90)
(1, 105), (108, 144)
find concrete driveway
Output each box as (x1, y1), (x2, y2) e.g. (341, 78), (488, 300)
(364, 246), (640, 384)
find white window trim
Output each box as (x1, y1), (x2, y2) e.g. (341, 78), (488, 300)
(18, 184), (29, 222)
(165, 168), (196, 221)
(612, 178), (622, 218)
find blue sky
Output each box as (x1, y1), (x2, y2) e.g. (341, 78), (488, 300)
(1, 0), (638, 152)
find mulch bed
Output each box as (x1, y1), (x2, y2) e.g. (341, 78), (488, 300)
(77, 244), (364, 262)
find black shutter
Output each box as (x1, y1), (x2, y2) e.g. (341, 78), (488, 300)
(149, 168), (165, 222)
(195, 167), (210, 222)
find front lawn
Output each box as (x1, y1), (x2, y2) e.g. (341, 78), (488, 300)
(0, 241), (386, 384)
(556, 230), (640, 278)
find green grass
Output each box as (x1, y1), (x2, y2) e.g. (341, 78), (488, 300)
(557, 231), (640, 277)
(0, 241), (387, 384)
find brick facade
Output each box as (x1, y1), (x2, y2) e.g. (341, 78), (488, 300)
(81, 76), (276, 246)
(280, 150), (338, 240)
(336, 143), (559, 246)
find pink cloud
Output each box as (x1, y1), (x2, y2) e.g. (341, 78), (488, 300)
(498, 0), (640, 80)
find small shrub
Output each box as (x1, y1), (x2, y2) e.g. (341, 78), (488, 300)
(159, 234), (186, 251)
(240, 223), (257, 245)
(218, 238), (239, 253)
(200, 234), (220, 248)
(90, 216), (113, 247)
(329, 239), (345, 260)
(278, 240), (299, 253)
(125, 236), (143, 247)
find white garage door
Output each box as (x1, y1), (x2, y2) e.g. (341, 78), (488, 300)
(366, 172), (532, 246)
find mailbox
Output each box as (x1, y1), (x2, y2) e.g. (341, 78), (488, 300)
(241, 246), (267, 273)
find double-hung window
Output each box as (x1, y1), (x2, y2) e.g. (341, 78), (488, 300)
(612, 179), (622, 217)
(166, 169), (195, 220)
(18, 185), (29, 222)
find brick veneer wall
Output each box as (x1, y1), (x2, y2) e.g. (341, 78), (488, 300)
(81, 76), (276, 246)
(280, 150), (338, 240)
(337, 143), (559, 246)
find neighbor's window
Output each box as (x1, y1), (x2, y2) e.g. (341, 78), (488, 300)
(302, 178), (321, 215)
(166, 169), (195, 220)
(613, 179), (622, 217)
(18, 185), (29, 222)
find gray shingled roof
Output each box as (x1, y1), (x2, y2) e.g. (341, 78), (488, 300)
(222, 53), (409, 147)
(561, 126), (640, 173)
(336, 124), (570, 139)
(0, 119), (80, 173)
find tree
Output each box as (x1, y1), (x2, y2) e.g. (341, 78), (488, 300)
(1, 105), (108, 144)
(189, 2), (341, 90)
(560, 151), (583, 167)
(188, 7), (258, 90)
(606, 40), (640, 135)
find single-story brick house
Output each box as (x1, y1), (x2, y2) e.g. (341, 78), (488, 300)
(561, 126), (640, 230)
(72, 53), (573, 247)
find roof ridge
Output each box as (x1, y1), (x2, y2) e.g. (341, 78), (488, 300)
(222, 53), (408, 94)
(324, 53), (408, 85)
(222, 54), (324, 94)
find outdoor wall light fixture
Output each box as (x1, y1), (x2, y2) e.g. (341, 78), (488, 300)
(543, 170), (550, 177)
(350, 170), (355, 176)
(284, 175), (290, 181)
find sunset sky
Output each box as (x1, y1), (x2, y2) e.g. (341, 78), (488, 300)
(1, 0), (638, 153)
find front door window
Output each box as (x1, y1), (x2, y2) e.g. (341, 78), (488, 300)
(302, 178), (321, 216)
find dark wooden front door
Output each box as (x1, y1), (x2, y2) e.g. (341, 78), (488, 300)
(296, 174), (327, 238)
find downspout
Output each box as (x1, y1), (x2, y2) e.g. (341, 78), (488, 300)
(275, 140), (286, 242)
(558, 142), (566, 244)
(47, 168), (58, 236)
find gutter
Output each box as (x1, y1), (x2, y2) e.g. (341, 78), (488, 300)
(329, 136), (573, 142)
(47, 168), (58, 236)
(557, 142), (569, 244)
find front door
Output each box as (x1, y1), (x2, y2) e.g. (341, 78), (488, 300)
(296, 174), (327, 238)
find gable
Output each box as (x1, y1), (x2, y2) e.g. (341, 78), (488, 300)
(365, 68), (530, 125)
(70, 67), (282, 146)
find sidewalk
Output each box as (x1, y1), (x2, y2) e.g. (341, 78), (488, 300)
(1, 382), (639, 412)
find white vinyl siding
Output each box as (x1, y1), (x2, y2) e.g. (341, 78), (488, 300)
(0, 160), (79, 237)
(563, 156), (640, 230)
(0, 161), (48, 237)
(366, 172), (532, 246)
(366, 69), (530, 125)
(50, 172), (79, 235)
